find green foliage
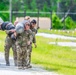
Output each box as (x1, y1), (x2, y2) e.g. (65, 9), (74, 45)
(65, 16), (76, 29)
(1, 0), (76, 29)
(0, 0), (9, 21)
(0, 0), (9, 10)
(30, 0), (37, 11)
(52, 14), (76, 29)
(43, 2), (48, 12)
(0, 13), (9, 21)
(52, 13), (63, 29)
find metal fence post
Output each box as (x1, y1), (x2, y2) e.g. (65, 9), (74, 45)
(37, 8), (39, 28)
(23, 2), (26, 17)
(63, 11), (65, 30)
(9, 0), (12, 22)
(24, 10), (26, 17)
(50, 11), (52, 29)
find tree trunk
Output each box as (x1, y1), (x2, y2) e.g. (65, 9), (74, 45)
(57, 2), (60, 12)
(60, 0), (74, 22)
(60, 8), (70, 22)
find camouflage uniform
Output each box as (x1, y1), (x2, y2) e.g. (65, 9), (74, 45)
(16, 29), (33, 69)
(31, 28), (37, 44)
(26, 28), (37, 68)
(4, 32), (17, 66)
(26, 29), (33, 68)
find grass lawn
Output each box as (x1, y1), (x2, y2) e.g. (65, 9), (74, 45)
(0, 31), (76, 75)
(39, 29), (76, 37)
(32, 36), (76, 75)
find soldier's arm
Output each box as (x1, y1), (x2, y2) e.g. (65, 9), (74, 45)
(32, 32), (37, 48)
(5, 29), (15, 34)
(34, 28), (37, 34)
(32, 32), (36, 43)
(30, 31), (33, 43)
(28, 30), (33, 44)
(32, 28), (37, 43)
(36, 26), (40, 33)
(5, 30), (11, 34)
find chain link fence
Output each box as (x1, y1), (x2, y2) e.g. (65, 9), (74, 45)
(0, 10), (76, 29)
(0, 0), (76, 29)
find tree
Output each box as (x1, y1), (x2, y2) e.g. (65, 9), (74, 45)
(57, 0), (76, 21)
(0, 0), (9, 10)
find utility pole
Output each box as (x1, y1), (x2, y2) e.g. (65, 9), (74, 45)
(37, 7), (39, 28)
(9, 0), (12, 22)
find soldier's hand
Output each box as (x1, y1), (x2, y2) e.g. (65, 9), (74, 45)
(34, 43), (37, 48)
(9, 29), (15, 32)
(37, 26), (40, 29)
(27, 41), (31, 45)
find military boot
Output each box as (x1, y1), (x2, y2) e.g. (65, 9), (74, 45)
(6, 62), (10, 66)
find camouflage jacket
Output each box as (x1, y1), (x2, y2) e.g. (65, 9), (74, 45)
(16, 29), (33, 47)
(5, 30), (16, 43)
(31, 28), (37, 43)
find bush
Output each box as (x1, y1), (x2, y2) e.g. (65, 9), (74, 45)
(65, 16), (76, 29)
(0, 13), (9, 21)
(52, 13), (63, 29)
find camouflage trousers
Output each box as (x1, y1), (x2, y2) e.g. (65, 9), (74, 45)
(26, 45), (32, 66)
(16, 45), (27, 67)
(4, 36), (17, 66)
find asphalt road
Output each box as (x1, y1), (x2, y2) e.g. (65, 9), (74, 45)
(0, 53), (59, 75)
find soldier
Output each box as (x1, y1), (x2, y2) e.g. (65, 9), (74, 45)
(0, 17), (17, 66)
(4, 34), (17, 66)
(30, 19), (37, 48)
(19, 16), (32, 68)
(4, 32), (17, 66)
(4, 20), (18, 66)
(16, 20), (33, 69)
(24, 16), (30, 22)
(25, 19), (38, 68)
(14, 17), (19, 26)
